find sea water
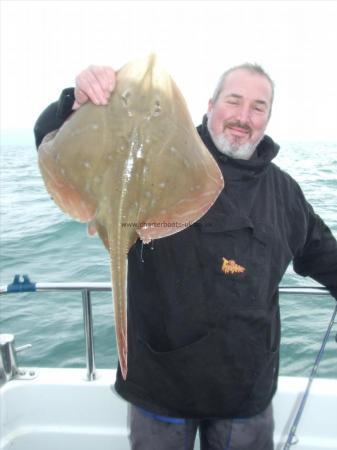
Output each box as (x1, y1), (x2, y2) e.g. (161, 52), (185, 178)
(0, 137), (336, 377)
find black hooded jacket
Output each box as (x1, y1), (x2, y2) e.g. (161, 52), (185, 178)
(34, 89), (337, 419)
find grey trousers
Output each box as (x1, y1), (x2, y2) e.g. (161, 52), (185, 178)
(128, 403), (274, 450)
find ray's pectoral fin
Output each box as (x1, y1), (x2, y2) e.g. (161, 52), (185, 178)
(135, 101), (224, 244)
(38, 131), (97, 223)
(137, 176), (222, 243)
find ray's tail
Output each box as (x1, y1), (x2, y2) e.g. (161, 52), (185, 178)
(108, 237), (128, 380)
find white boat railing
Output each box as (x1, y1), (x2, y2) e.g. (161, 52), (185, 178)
(0, 276), (113, 381)
(0, 275), (333, 381)
(0, 276), (334, 379)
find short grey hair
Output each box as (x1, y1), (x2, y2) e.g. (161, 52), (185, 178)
(211, 63), (275, 116)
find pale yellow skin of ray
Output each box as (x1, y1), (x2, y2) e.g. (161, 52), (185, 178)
(38, 55), (224, 380)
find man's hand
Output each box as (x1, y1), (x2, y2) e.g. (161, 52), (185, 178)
(73, 65), (116, 110)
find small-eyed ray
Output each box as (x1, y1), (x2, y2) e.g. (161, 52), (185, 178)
(38, 54), (224, 380)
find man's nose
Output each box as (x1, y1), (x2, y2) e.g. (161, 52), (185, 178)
(236, 104), (251, 123)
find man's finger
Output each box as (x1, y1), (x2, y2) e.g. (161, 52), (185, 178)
(103, 66), (117, 92)
(88, 65), (115, 102)
(76, 67), (107, 105)
(74, 65), (116, 107)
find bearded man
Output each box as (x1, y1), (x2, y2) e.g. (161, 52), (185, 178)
(34, 63), (337, 450)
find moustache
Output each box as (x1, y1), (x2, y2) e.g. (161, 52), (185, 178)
(223, 121), (252, 136)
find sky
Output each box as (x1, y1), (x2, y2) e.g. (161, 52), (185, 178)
(1, 0), (337, 142)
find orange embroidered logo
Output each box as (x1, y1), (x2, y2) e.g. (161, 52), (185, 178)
(221, 258), (246, 274)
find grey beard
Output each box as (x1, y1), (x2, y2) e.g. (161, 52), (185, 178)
(207, 117), (262, 160)
(210, 131), (259, 160)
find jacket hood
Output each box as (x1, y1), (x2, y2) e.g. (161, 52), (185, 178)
(197, 115), (280, 179)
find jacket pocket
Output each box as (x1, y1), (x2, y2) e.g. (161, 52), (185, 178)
(197, 215), (273, 309)
(130, 328), (272, 418)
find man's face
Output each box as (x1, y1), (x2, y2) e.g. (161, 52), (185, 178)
(207, 69), (273, 159)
